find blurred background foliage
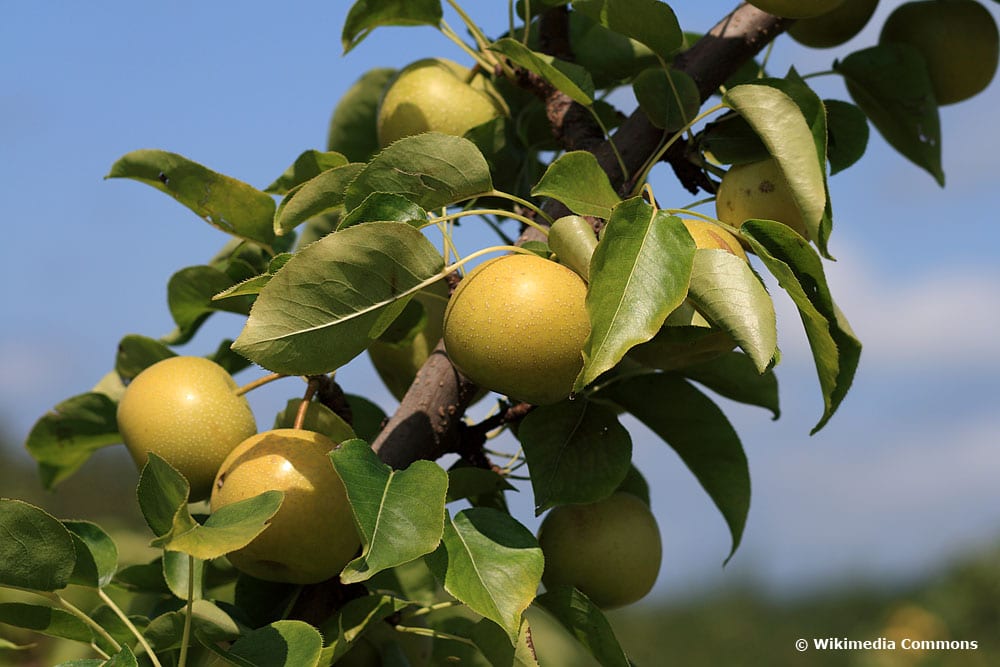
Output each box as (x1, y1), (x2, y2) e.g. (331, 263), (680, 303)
(2, 427), (998, 666)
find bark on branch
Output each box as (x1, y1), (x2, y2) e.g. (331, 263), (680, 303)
(371, 3), (789, 469)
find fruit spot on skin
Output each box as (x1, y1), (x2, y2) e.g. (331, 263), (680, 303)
(716, 157), (810, 240)
(758, 180), (775, 194)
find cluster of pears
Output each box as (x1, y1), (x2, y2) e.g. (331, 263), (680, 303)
(116, 356), (360, 584)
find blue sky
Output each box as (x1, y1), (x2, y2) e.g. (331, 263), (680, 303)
(2, 2), (999, 600)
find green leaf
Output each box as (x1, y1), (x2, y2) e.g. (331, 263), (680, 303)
(317, 594), (413, 662)
(682, 351), (780, 419)
(835, 43), (943, 185)
(723, 83), (827, 246)
(471, 617), (539, 666)
(102, 646), (138, 667)
(24, 392), (121, 488)
(114, 334), (176, 383)
(105, 150), (276, 246)
(344, 133), (493, 211)
(233, 222), (445, 376)
(632, 67), (700, 131)
(489, 38), (594, 105)
(136, 453), (195, 539)
(158, 490), (283, 560)
(345, 394), (388, 443)
(114, 558), (170, 595)
(568, 10), (659, 88)
(614, 464), (650, 506)
(741, 220), (861, 433)
(233, 574), (299, 629)
(330, 440), (448, 583)
(530, 152), (621, 219)
(824, 99), (869, 175)
(328, 68), (397, 163)
(573, 0), (683, 61)
(426, 508), (543, 643)
(273, 400), (356, 442)
(0, 500), (76, 591)
(700, 113), (769, 165)
(64, 521), (118, 588)
(265, 150), (349, 195)
(687, 250), (777, 373)
(601, 374), (749, 563)
(163, 550), (204, 600)
(168, 264), (253, 340)
(339, 192), (428, 230)
(273, 162), (365, 236)
(517, 400), (632, 514)
(145, 600), (240, 653)
(0, 603), (93, 643)
(536, 587), (629, 667)
(578, 198), (695, 389)
(220, 620), (323, 667)
(446, 467), (515, 505)
(342, 0), (443, 53)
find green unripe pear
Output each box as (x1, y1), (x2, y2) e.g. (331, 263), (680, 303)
(715, 158), (810, 239)
(538, 492), (662, 609)
(788, 0), (879, 48)
(443, 254), (590, 406)
(210, 429), (360, 584)
(880, 0), (999, 105)
(377, 58), (508, 147)
(746, 0), (845, 18)
(116, 356), (257, 502)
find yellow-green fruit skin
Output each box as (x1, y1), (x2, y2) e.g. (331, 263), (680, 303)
(747, 0), (845, 19)
(377, 58), (507, 147)
(443, 254), (590, 406)
(681, 218), (748, 261)
(116, 356), (257, 502)
(210, 429), (360, 584)
(880, 0), (999, 105)
(715, 158), (810, 239)
(538, 492), (662, 609)
(789, 0), (879, 48)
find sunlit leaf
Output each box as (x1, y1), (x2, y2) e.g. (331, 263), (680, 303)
(573, 0), (683, 60)
(342, 0), (443, 53)
(233, 222), (445, 375)
(331, 440), (448, 583)
(106, 150), (276, 246)
(531, 152), (620, 219)
(265, 150), (349, 195)
(273, 163), (365, 236)
(489, 38), (595, 105)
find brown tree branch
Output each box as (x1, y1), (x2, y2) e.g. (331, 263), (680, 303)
(371, 3), (789, 470)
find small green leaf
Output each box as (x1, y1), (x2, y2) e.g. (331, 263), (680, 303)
(471, 617), (539, 666)
(835, 43), (943, 185)
(489, 38), (595, 105)
(0, 500), (76, 591)
(317, 594), (413, 662)
(114, 334), (176, 383)
(601, 374), (749, 563)
(579, 198), (695, 389)
(158, 490), (283, 560)
(700, 113), (769, 165)
(273, 162), (365, 236)
(742, 220), (861, 433)
(102, 646), (139, 667)
(573, 0), (683, 61)
(536, 587), (629, 667)
(220, 620), (323, 667)
(106, 150), (276, 246)
(344, 133), (493, 211)
(64, 521), (118, 589)
(530, 152), (620, 219)
(517, 400), (632, 514)
(273, 400), (356, 443)
(168, 264), (253, 340)
(345, 393), (388, 444)
(723, 83), (827, 245)
(328, 68), (397, 162)
(342, 0), (443, 53)
(339, 192), (428, 230)
(632, 67), (700, 131)
(682, 352), (780, 419)
(233, 222), (445, 376)
(446, 467), (515, 505)
(824, 99), (869, 175)
(24, 392), (121, 488)
(136, 453), (195, 539)
(163, 550), (203, 600)
(0, 603), (92, 643)
(687, 250), (777, 373)
(330, 440), (448, 583)
(265, 150), (349, 194)
(426, 508), (543, 643)
(144, 600), (240, 653)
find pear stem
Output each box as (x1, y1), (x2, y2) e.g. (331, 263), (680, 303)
(294, 378), (322, 430)
(235, 372), (287, 396)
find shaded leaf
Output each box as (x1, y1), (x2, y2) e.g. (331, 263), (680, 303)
(344, 133), (493, 211)
(273, 400), (356, 442)
(339, 192), (428, 230)
(517, 400), (632, 513)
(220, 620), (323, 667)
(0, 500), (76, 591)
(273, 162), (365, 236)
(579, 198), (695, 389)
(233, 222), (445, 376)
(317, 594), (412, 662)
(426, 508), (543, 642)
(345, 393), (388, 443)
(168, 264), (253, 340)
(531, 152), (620, 219)
(114, 334), (176, 383)
(824, 99), (869, 175)
(265, 150), (349, 195)
(342, 0), (443, 53)
(446, 466), (515, 505)
(489, 38), (594, 105)
(328, 68), (397, 162)
(136, 453), (195, 539)
(573, 0), (683, 61)
(536, 587), (629, 667)
(64, 521), (118, 589)
(330, 440), (448, 583)
(741, 220), (861, 433)
(682, 351), (780, 419)
(835, 43), (943, 185)
(106, 150), (276, 246)
(601, 374), (749, 563)
(0, 603), (92, 643)
(145, 600), (240, 653)
(471, 617), (539, 666)
(700, 113), (769, 165)
(632, 67), (700, 131)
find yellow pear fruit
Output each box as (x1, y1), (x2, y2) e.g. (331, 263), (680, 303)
(715, 158), (810, 239)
